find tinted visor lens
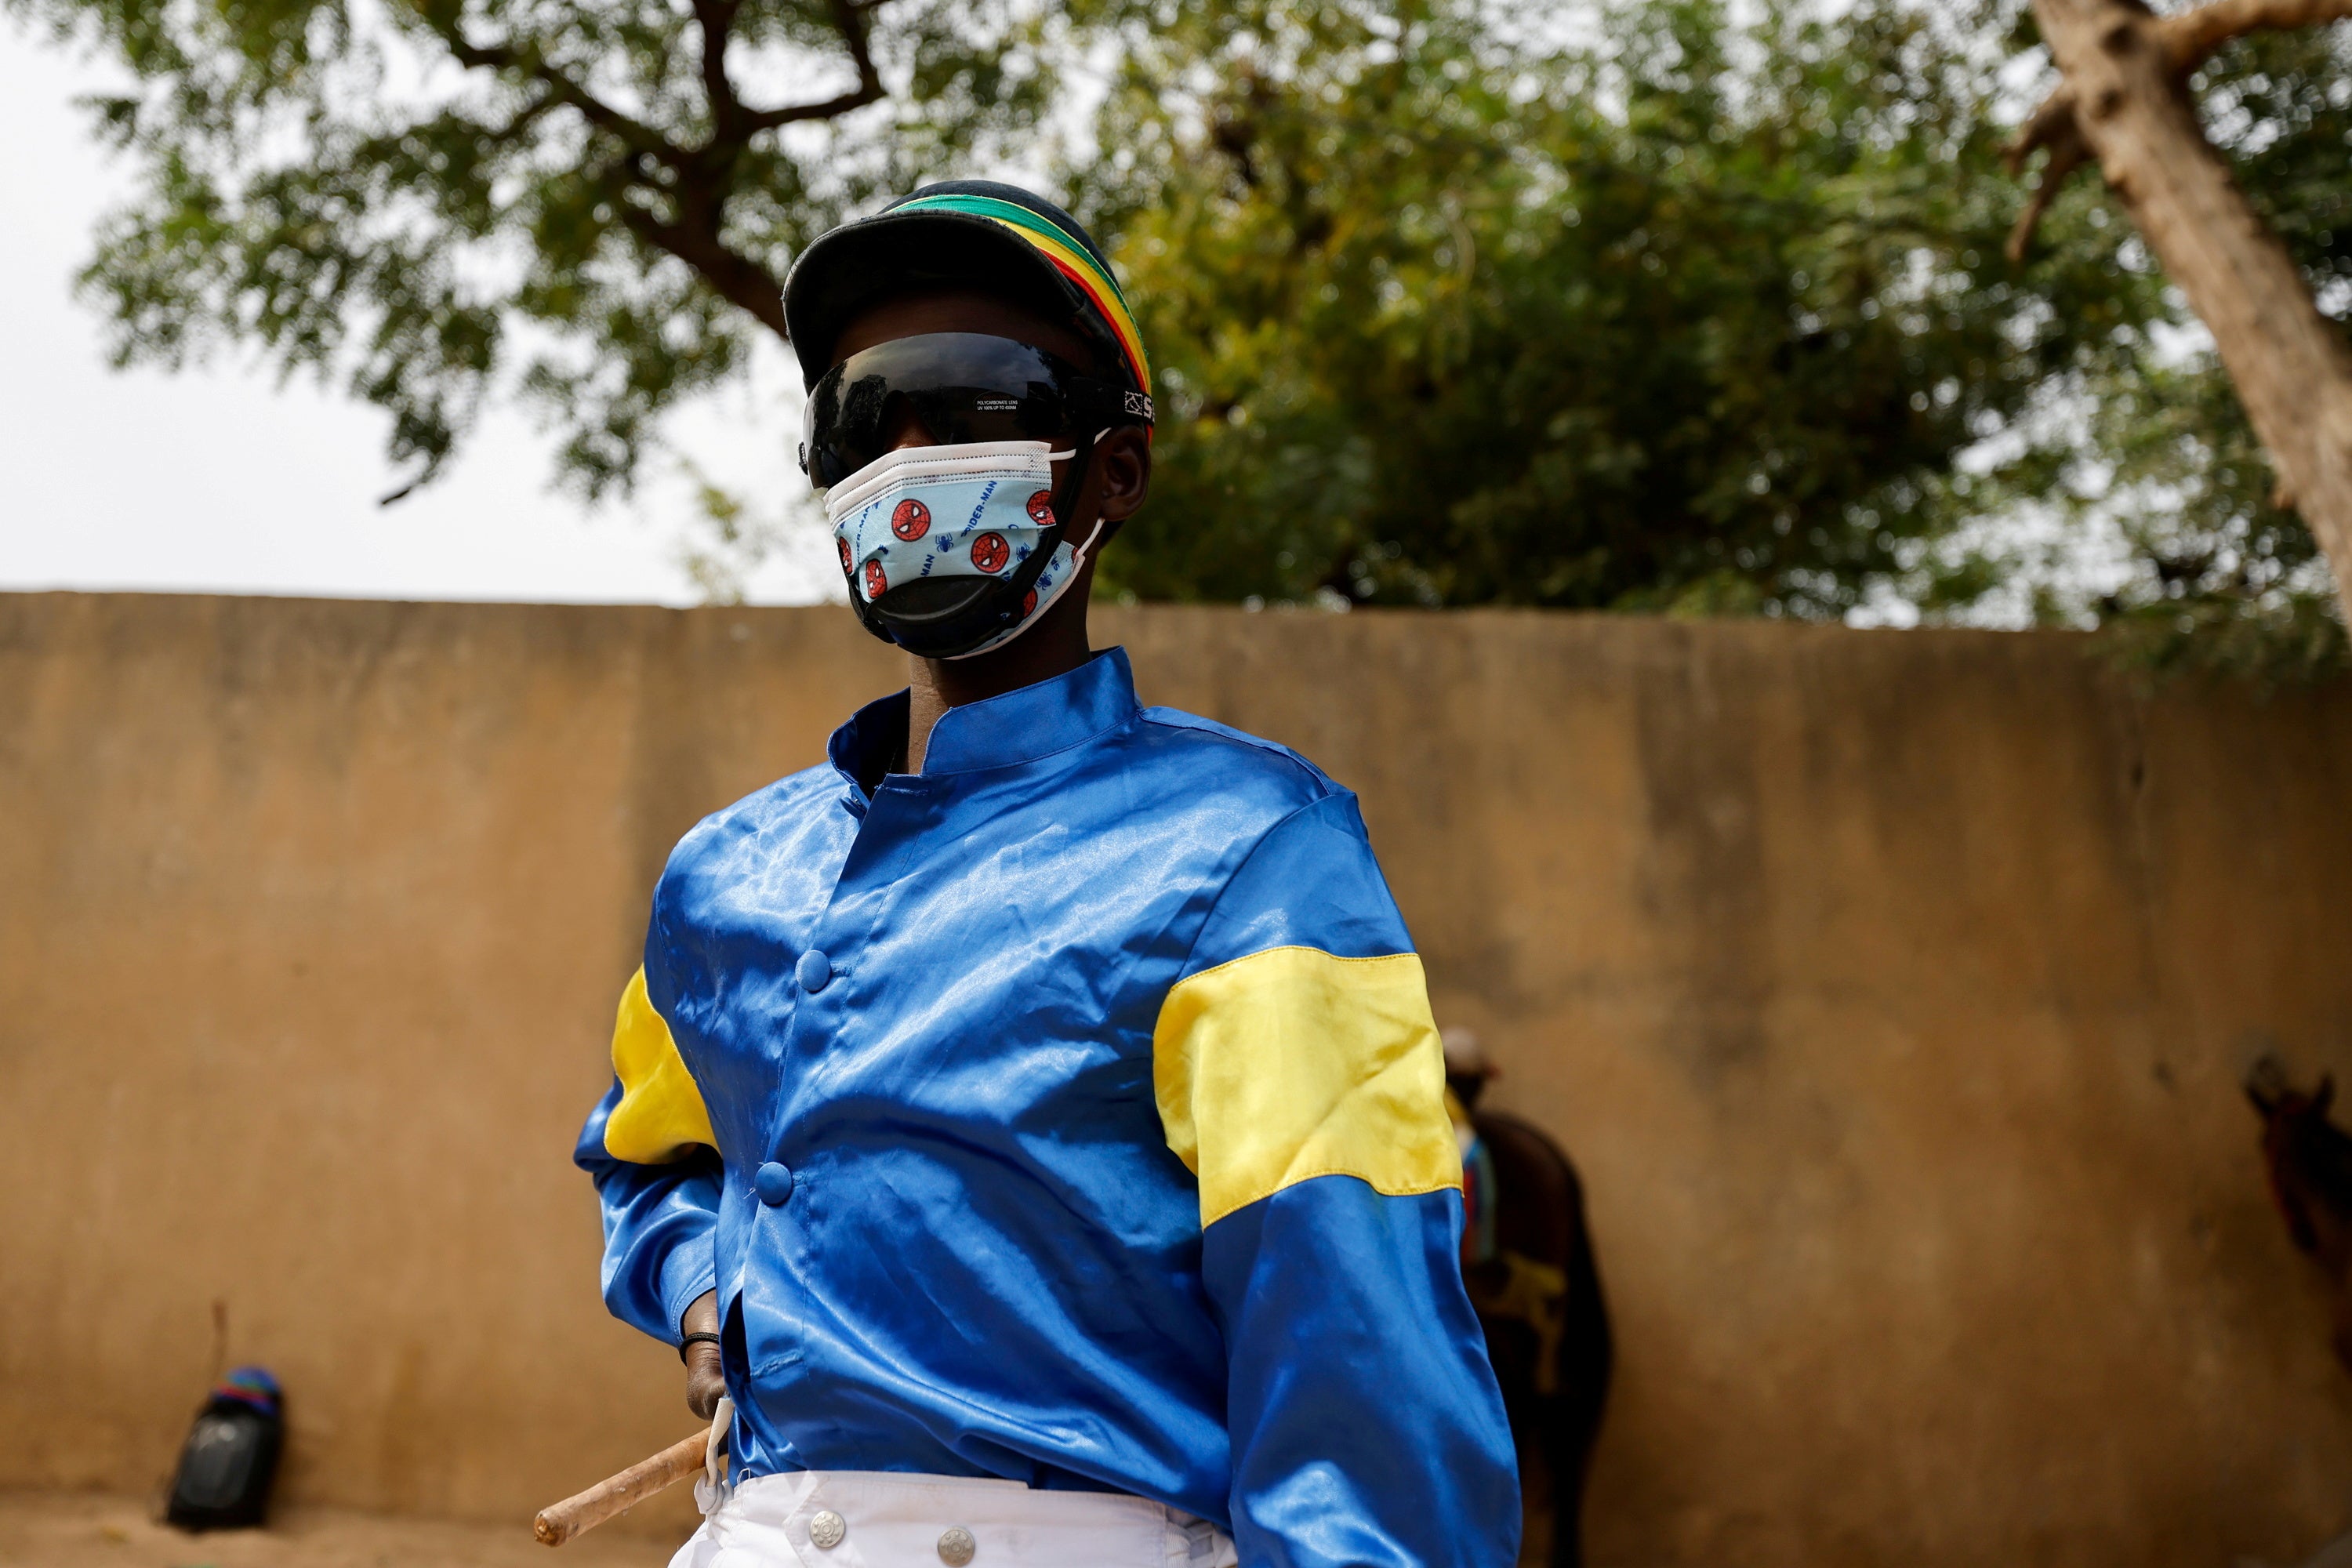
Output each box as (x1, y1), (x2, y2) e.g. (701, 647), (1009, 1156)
(803, 333), (1088, 488)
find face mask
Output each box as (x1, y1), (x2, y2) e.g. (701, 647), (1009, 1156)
(824, 438), (1103, 660)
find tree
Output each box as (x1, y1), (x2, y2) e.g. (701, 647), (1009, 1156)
(2071, 18), (2352, 679)
(1073, 0), (2174, 617)
(2005, 0), (2352, 615)
(22, 0), (2348, 666)
(7, 0), (1058, 497)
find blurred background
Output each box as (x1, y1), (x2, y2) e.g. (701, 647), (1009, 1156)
(5, 0), (2347, 667)
(4, 1), (2352, 1565)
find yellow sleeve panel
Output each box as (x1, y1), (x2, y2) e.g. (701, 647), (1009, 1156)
(603, 965), (717, 1163)
(1153, 946), (1461, 1228)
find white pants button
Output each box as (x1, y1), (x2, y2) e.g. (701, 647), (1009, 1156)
(808, 1510), (845, 1550)
(936, 1525), (976, 1564)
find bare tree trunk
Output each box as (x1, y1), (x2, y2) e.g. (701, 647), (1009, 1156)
(2018, 0), (2352, 612)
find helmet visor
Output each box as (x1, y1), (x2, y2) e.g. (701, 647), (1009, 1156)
(800, 332), (1150, 489)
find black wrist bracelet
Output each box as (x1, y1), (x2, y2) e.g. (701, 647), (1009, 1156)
(678, 1331), (722, 1363)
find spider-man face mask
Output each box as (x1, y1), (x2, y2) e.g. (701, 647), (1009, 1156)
(823, 439), (1104, 660)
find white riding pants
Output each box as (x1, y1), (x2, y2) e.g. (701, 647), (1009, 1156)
(667, 1470), (1240, 1568)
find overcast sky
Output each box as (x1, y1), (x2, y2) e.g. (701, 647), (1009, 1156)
(0, 26), (837, 606)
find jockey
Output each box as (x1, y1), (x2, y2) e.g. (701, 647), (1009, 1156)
(575, 180), (1519, 1568)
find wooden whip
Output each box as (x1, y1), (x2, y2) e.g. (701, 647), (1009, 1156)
(533, 1430), (709, 1547)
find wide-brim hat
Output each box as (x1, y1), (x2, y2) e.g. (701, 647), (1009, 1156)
(782, 180), (1151, 399)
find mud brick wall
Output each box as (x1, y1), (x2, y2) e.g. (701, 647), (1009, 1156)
(4, 591), (2350, 1565)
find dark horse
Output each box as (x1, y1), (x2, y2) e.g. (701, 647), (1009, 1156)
(2247, 1055), (2352, 1374)
(1450, 1058), (1613, 1568)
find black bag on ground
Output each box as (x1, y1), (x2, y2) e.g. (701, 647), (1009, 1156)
(166, 1367), (284, 1530)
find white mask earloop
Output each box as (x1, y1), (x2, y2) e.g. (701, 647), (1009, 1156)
(1068, 429), (1116, 567)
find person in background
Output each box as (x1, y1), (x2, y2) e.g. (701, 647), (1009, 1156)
(574, 180), (1520, 1568)
(1439, 1025), (1613, 1568)
(1445, 1027), (1503, 1271)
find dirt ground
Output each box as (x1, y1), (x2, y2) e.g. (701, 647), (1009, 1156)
(0, 1491), (689, 1568)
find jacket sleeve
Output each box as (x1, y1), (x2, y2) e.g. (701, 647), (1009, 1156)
(573, 944), (721, 1345)
(1154, 792), (1520, 1568)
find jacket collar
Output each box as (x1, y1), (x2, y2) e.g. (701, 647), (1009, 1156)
(829, 647), (1140, 790)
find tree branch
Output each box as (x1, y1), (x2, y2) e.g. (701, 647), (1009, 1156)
(2003, 85), (2090, 262)
(425, 20), (689, 171)
(2161, 0), (2352, 75)
(485, 93), (562, 147)
(691, 0), (744, 137)
(422, 0), (887, 349)
(739, 0), (886, 131)
(616, 201), (789, 340)
(2004, 0), (2352, 259)
(2019, 0), (2352, 614)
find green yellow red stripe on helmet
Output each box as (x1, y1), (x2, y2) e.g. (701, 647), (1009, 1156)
(887, 192), (1152, 399)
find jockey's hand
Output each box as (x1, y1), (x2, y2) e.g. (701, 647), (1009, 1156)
(681, 1290), (726, 1421)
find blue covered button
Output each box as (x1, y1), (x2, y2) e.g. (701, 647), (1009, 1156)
(753, 1161), (795, 1206)
(796, 949), (831, 993)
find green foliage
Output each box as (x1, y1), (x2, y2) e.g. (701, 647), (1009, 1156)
(11, 0), (1061, 497)
(16, 0), (2352, 674)
(2064, 335), (2348, 688)
(1074, 0), (2169, 615)
(2204, 20), (2352, 315)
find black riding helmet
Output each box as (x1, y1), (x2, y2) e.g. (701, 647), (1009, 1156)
(783, 182), (1153, 657)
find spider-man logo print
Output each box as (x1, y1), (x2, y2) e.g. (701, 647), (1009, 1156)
(891, 498), (931, 541)
(970, 532), (1011, 573)
(863, 559), (887, 600)
(837, 536), (853, 574)
(1021, 589), (1039, 618)
(1025, 491), (1054, 527)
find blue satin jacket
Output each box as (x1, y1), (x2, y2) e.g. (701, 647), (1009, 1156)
(575, 648), (1519, 1568)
